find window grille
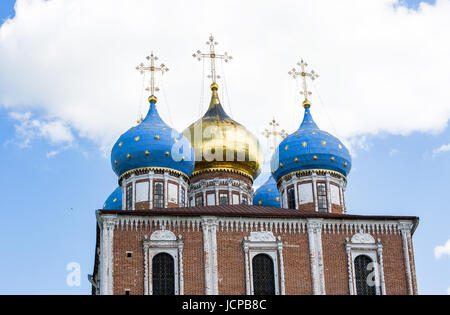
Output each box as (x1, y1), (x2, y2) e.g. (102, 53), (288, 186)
(219, 193), (228, 205)
(287, 187), (296, 209)
(126, 185), (132, 210)
(180, 189), (185, 207)
(152, 253), (175, 295)
(195, 195), (203, 206)
(354, 255), (376, 295)
(252, 254), (275, 295)
(154, 182), (164, 208)
(317, 183), (327, 212)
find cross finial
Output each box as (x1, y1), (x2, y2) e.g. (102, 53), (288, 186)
(193, 34), (232, 85)
(288, 59), (319, 108)
(262, 118), (288, 151)
(136, 52), (169, 103)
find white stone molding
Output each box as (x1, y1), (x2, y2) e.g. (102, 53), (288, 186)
(149, 175), (153, 209)
(243, 231), (282, 295)
(98, 215), (117, 295)
(243, 242), (250, 294)
(150, 229), (177, 241)
(399, 221), (414, 295)
(131, 175), (136, 210)
(201, 216), (219, 295)
(277, 236), (286, 295)
(312, 174), (318, 212)
(112, 215), (412, 239)
(294, 182), (299, 209)
(143, 230), (184, 295)
(351, 232), (375, 244)
(377, 241), (386, 295)
(249, 231), (277, 242)
(306, 218), (326, 295)
(345, 232), (385, 295)
(177, 235), (184, 295)
(325, 174), (332, 213)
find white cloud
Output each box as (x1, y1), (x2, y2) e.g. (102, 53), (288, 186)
(1, 0), (450, 154)
(8, 111), (74, 148)
(434, 239), (450, 259)
(432, 144), (450, 157)
(389, 148), (399, 156)
(447, 286), (450, 295)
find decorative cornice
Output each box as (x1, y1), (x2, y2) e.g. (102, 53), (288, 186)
(277, 168), (346, 185)
(119, 166), (190, 183)
(191, 167), (253, 182)
(106, 213), (411, 236)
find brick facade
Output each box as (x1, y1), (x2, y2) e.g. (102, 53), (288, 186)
(92, 206), (419, 295)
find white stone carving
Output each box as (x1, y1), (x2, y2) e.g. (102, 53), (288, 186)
(351, 232), (375, 244)
(249, 231), (276, 242)
(150, 229), (177, 241)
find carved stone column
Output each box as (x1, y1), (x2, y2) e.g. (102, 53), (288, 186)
(201, 216), (218, 295)
(399, 221), (413, 295)
(177, 235), (184, 295)
(277, 236), (286, 295)
(99, 215), (116, 295)
(307, 218), (325, 295)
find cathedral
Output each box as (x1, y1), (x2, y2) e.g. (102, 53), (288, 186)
(89, 35), (419, 295)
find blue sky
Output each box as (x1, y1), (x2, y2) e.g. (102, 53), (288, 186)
(0, 0), (448, 295)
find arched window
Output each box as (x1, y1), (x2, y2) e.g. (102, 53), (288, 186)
(317, 183), (327, 212)
(152, 253), (175, 295)
(287, 187), (296, 209)
(252, 254), (275, 295)
(154, 182), (164, 208)
(354, 255), (376, 295)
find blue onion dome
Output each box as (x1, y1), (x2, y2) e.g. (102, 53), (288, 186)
(253, 176), (281, 207)
(102, 186), (122, 210)
(111, 98), (195, 179)
(270, 101), (352, 183)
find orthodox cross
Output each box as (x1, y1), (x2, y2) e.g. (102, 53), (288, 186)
(288, 59), (319, 107)
(193, 34), (232, 84)
(136, 52), (169, 103)
(262, 118), (288, 151)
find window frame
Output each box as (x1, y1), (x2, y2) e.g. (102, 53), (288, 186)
(219, 192), (229, 205)
(345, 232), (386, 295)
(243, 232), (284, 295)
(316, 182), (328, 213)
(153, 181), (164, 208)
(143, 230), (184, 295)
(126, 184), (133, 210)
(152, 252), (176, 295)
(287, 186), (296, 209)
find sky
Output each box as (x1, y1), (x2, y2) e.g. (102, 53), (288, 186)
(0, 0), (448, 295)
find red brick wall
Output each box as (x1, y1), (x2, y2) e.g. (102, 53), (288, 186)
(322, 232), (409, 295)
(113, 225), (205, 295)
(111, 222), (412, 295)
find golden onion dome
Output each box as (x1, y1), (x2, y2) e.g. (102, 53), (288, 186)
(183, 83), (263, 180)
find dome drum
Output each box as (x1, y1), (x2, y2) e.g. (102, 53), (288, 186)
(121, 171), (189, 210)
